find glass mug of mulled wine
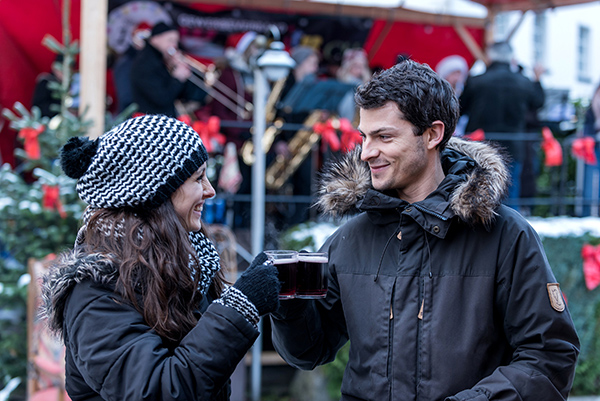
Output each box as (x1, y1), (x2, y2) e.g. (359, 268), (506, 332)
(264, 250), (329, 300)
(264, 250), (298, 300)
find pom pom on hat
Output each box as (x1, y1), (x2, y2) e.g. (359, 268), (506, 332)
(60, 136), (99, 179)
(72, 114), (208, 210)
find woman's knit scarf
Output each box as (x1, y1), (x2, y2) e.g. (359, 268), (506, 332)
(75, 207), (221, 296)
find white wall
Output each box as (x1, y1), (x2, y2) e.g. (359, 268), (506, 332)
(498, 3), (600, 103)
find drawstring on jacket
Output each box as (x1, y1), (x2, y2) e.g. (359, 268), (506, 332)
(423, 230), (433, 278)
(374, 215), (404, 282)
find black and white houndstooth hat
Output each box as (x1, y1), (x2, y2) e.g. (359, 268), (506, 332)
(60, 114), (208, 209)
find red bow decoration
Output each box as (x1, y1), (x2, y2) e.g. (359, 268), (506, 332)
(313, 119), (341, 152)
(18, 126), (45, 159)
(541, 126), (563, 167)
(177, 114), (193, 126)
(582, 244), (600, 291)
(192, 116), (226, 153)
(571, 137), (597, 165)
(464, 129), (485, 142)
(339, 118), (362, 152)
(42, 184), (66, 218)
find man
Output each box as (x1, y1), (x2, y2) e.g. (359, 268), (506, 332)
(459, 41), (545, 203)
(271, 60), (579, 401)
(130, 22), (205, 117)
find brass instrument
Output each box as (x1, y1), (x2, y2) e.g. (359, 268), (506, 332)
(265, 110), (323, 191)
(168, 48), (253, 119)
(240, 77), (288, 165)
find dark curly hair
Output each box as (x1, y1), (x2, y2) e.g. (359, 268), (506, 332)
(354, 59), (459, 151)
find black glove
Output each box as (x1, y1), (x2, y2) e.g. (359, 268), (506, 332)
(234, 252), (280, 316)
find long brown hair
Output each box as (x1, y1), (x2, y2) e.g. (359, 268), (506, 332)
(83, 200), (225, 344)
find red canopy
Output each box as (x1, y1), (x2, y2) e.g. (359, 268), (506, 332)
(0, 0), (591, 165)
(0, 0), (81, 166)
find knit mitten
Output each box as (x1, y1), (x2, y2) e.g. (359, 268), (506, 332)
(233, 252), (280, 316)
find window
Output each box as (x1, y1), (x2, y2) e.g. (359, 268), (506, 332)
(533, 11), (546, 65)
(494, 12), (510, 41)
(578, 25), (591, 82)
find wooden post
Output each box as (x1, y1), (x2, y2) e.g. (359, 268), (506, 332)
(453, 22), (486, 62)
(79, 0), (107, 139)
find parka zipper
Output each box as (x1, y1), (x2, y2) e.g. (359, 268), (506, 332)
(413, 203), (449, 221)
(387, 280), (396, 401)
(416, 232), (434, 398)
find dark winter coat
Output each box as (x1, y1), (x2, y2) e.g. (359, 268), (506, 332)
(271, 138), (579, 401)
(41, 250), (258, 401)
(460, 62), (545, 161)
(130, 43), (204, 117)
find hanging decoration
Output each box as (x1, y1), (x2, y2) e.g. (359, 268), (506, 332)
(192, 116), (226, 153)
(571, 136), (597, 166)
(313, 118), (341, 152)
(339, 118), (362, 152)
(464, 128), (485, 142)
(582, 243), (600, 291)
(17, 126), (45, 159)
(541, 126), (563, 167)
(42, 184), (66, 218)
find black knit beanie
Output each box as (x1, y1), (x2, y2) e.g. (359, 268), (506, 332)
(151, 22), (177, 37)
(60, 114), (208, 209)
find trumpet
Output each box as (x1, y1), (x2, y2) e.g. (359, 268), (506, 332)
(167, 48), (253, 119)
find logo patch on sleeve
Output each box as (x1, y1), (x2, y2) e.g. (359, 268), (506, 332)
(547, 283), (565, 312)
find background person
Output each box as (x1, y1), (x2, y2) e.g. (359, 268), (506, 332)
(336, 48), (371, 123)
(435, 54), (469, 96)
(271, 60), (579, 401)
(130, 23), (205, 117)
(582, 83), (600, 215)
(459, 41), (545, 206)
(41, 114), (280, 400)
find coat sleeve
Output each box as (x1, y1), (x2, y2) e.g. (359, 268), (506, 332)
(64, 282), (258, 401)
(447, 217), (580, 401)
(270, 236), (349, 370)
(529, 80), (546, 111)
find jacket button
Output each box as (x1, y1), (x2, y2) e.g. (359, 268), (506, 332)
(433, 225), (440, 233)
(405, 207), (412, 213)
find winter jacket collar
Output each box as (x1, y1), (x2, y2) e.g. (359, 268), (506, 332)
(316, 137), (509, 231)
(41, 250), (118, 337)
(486, 61), (512, 72)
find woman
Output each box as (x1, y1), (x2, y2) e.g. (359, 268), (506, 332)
(41, 114), (279, 400)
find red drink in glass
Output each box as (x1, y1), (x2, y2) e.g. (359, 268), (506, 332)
(265, 250), (298, 299)
(296, 252), (328, 299)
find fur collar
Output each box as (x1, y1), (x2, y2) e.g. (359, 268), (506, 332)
(41, 250), (118, 338)
(315, 137), (510, 227)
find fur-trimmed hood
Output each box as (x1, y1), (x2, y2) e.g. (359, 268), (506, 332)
(315, 137), (510, 227)
(41, 250), (118, 338)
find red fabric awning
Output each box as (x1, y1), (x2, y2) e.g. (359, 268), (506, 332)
(0, 0), (81, 166)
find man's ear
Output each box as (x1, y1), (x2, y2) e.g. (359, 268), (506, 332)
(425, 121), (445, 150)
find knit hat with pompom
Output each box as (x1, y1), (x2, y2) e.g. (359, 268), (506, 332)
(60, 114), (208, 209)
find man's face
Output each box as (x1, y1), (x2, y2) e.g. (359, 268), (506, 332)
(359, 101), (430, 199)
(149, 30), (180, 56)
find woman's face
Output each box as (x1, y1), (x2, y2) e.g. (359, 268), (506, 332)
(171, 163), (215, 232)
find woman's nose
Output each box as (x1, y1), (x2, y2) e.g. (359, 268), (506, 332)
(204, 180), (216, 199)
